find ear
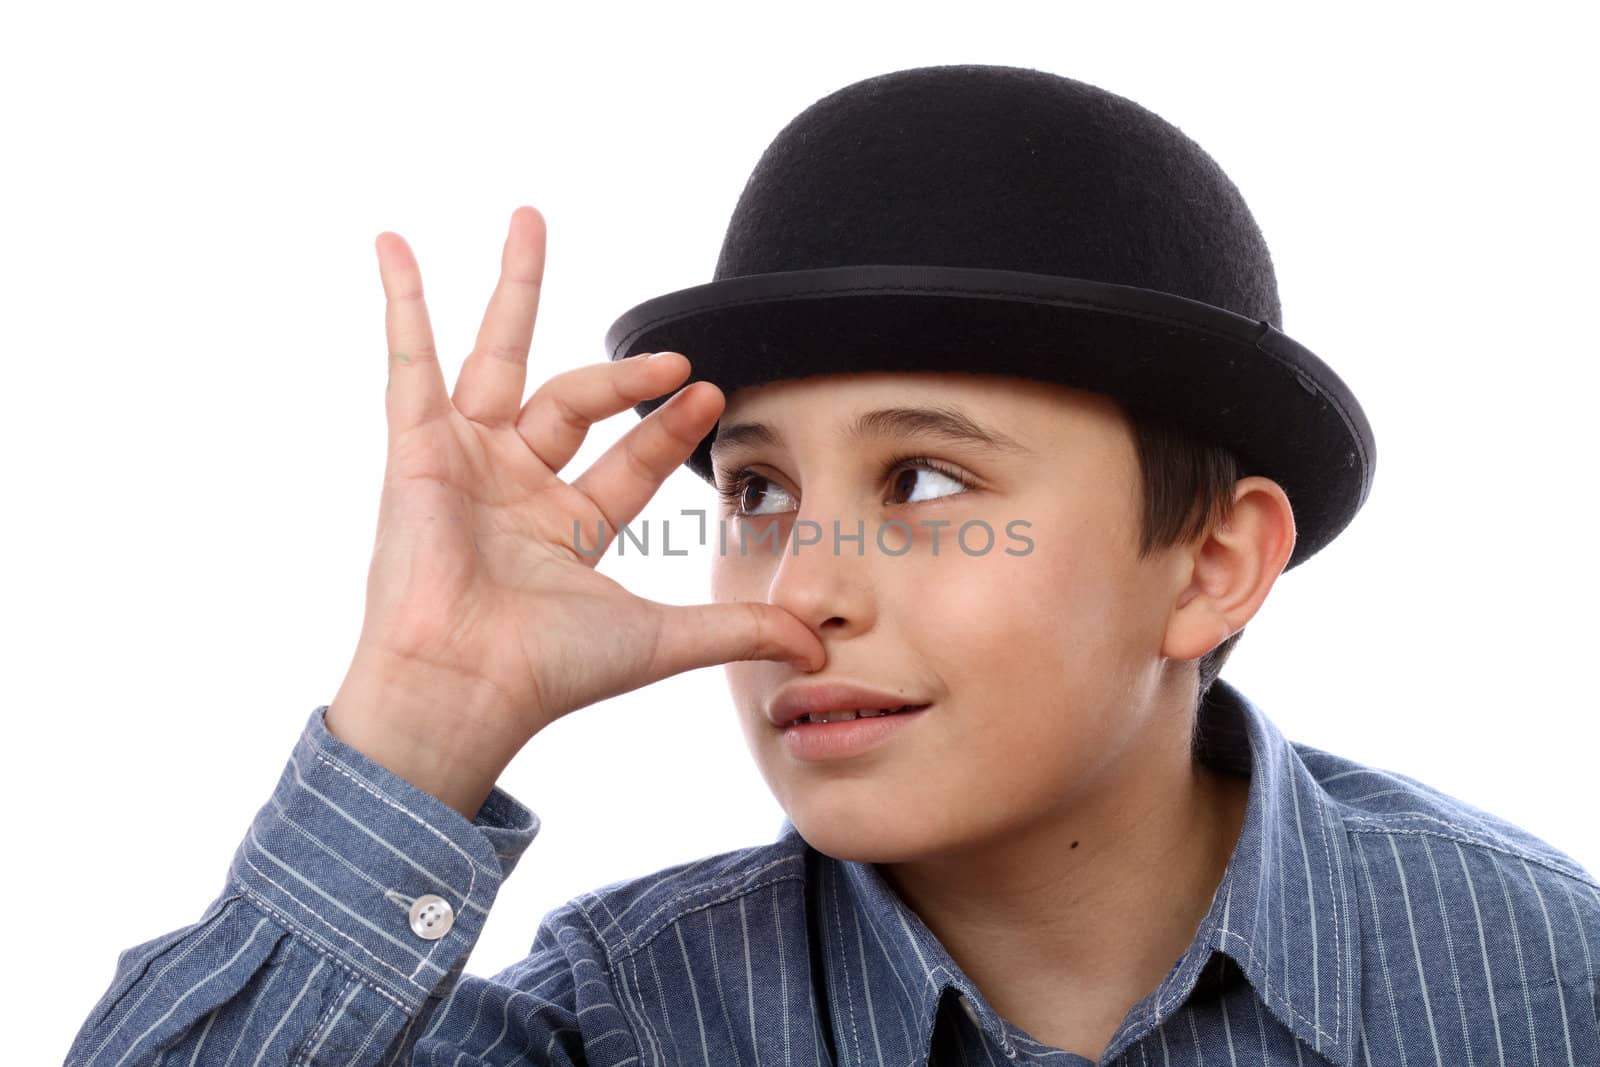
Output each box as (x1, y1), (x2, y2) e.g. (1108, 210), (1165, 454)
(1160, 476), (1297, 661)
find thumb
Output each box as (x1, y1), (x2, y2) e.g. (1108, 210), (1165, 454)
(649, 600), (824, 678)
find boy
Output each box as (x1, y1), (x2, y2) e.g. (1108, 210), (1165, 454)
(68, 64), (1599, 1066)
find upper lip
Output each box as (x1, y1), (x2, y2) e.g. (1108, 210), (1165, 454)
(766, 680), (931, 728)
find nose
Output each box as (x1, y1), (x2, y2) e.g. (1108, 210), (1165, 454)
(762, 497), (877, 640)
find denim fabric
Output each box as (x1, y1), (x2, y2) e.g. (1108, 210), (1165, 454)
(68, 678), (1600, 1065)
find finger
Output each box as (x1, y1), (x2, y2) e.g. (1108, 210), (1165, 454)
(514, 350), (691, 475)
(377, 231), (452, 441)
(650, 600), (826, 679)
(453, 206), (546, 426)
(569, 375), (722, 538)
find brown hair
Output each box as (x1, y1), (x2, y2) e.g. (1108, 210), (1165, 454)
(1123, 404), (1247, 712)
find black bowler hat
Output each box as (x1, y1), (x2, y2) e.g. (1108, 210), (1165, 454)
(604, 63), (1376, 571)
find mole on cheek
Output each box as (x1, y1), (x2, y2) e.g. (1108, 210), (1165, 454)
(1070, 840), (1079, 849)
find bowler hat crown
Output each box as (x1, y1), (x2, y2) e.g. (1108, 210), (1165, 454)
(606, 63), (1375, 570)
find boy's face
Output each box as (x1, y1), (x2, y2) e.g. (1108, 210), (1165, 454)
(709, 371), (1201, 863)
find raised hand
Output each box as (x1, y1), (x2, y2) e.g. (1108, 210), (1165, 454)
(326, 207), (822, 817)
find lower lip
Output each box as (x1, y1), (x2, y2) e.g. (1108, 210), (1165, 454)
(780, 706), (931, 760)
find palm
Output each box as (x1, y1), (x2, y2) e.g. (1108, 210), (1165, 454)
(356, 207), (820, 742)
(371, 408), (663, 731)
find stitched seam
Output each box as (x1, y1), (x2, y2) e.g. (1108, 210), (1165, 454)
(1346, 810), (1550, 852)
(1345, 817), (1600, 888)
(1150, 864), (1344, 1049)
(234, 878), (416, 1013)
(931, 963), (1017, 1057)
(1313, 786), (1346, 1042)
(597, 855), (735, 935)
(305, 747), (484, 982)
(1339, 824), (1359, 1058)
(381, 1007), (431, 1067)
(239, 842), (441, 984)
(590, 855), (801, 951)
(1136, 771), (1349, 1051)
(232, 875), (420, 1009)
(307, 746), (492, 886)
(1214, 928), (1339, 1044)
(291, 973), (356, 1066)
(267, 788), (488, 920)
(583, 893), (637, 956)
(287, 751), (485, 911)
(828, 861), (863, 1064)
(614, 870), (812, 966)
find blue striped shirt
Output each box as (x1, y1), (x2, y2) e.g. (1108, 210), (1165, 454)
(68, 678), (1600, 1065)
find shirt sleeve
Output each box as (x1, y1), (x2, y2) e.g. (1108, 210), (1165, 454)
(65, 703), (549, 1066)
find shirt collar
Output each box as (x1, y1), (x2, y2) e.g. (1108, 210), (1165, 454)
(780, 677), (1362, 1067)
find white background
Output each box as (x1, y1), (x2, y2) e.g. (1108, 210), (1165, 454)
(5, 2), (1596, 1061)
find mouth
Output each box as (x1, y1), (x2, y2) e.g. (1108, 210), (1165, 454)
(778, 703), (934, 760)
(785, 704), (931, 727)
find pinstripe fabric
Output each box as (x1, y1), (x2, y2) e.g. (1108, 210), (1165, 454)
(68, 678), (1600, 1066)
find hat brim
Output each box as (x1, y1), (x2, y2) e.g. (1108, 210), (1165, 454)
(604, 264), (1374, 571)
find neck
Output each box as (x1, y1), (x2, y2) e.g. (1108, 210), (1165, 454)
(876, 706), (1250, 1055)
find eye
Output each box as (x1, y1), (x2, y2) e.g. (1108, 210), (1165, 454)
(715, 469), (797, 517)
(715, 454), (974, 517)
(885, 455), (972, 505)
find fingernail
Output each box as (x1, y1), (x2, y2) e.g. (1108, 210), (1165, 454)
(648, 350), (679, 362)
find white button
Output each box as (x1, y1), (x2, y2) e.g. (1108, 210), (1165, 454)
(408, 894), (454, 940)
(960, 994), (980, 1023)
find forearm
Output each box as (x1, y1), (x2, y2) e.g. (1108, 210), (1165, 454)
(67, 703), (540, 1066)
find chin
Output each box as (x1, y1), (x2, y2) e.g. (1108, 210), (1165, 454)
(788, 808), (954, 865)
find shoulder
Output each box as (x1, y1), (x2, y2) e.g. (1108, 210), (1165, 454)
(1295, 741), (1600, 1006)
(550, 827), (812, 960)
(1295, 739), (1597, 888)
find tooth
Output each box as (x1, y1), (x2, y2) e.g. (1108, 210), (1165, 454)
(825, 707), (901, 723)
(795, 705), (921, 724)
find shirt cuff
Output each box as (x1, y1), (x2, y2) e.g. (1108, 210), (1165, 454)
(226, 704), (541, 1012)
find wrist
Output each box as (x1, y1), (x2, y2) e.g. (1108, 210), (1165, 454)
(327, 648), (527, 819)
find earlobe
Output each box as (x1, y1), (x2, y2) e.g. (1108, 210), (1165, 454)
(1161, 596), (1236, 663)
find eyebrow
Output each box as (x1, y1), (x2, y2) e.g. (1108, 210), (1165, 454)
(710, 404), (1034, 460)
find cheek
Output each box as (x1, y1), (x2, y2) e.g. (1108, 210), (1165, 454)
(899, 532), (1143, 768)
(902, 537), (1124, 677)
